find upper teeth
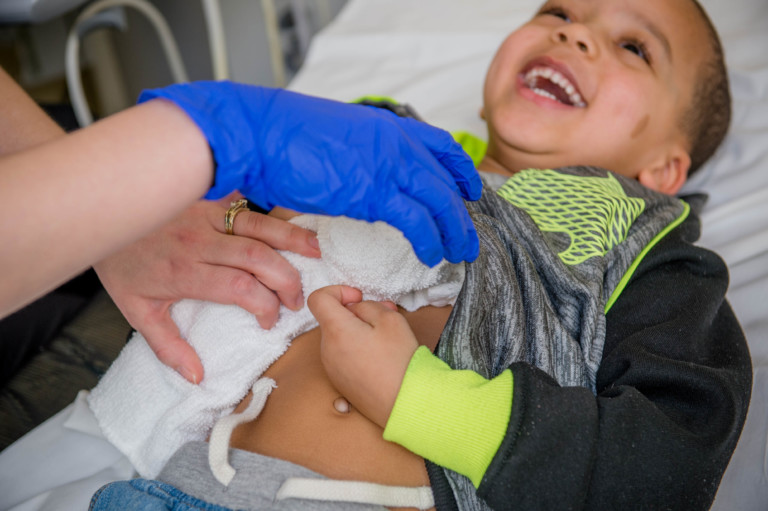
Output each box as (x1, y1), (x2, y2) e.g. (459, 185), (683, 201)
(524, 67), (586, 107)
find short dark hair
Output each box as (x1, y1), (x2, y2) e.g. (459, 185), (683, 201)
(682, 1), (731, 176)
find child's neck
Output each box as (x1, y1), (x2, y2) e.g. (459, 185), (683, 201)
(477, 154), (517, 178)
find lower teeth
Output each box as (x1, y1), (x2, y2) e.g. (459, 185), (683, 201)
(532, 88), (559, 102)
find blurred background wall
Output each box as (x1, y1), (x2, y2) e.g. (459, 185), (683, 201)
(0, 0), (348, 123)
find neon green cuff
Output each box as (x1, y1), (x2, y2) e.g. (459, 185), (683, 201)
(383, 346), (513, 488)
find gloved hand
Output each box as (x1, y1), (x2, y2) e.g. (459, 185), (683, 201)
(138, 82), (482, 266)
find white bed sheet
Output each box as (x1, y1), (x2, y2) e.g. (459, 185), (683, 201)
(0, 1), (765, 510)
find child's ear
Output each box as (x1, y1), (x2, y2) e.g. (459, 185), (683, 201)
(637, 145), (691, 195)
(479, 106), (486, 120)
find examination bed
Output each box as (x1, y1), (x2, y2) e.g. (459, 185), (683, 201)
(0, 0), (766, 509)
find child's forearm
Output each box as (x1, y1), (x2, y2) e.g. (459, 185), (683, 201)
(0, 99), (213, 317)
(383, 346), (513, 488)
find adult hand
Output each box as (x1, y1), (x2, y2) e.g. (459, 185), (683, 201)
(307, 285), (418, 427)
(139, 83), (483, 267)
(94, 198), (320, 383)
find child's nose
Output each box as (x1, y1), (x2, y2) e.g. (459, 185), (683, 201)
(552, 25), (599, 58)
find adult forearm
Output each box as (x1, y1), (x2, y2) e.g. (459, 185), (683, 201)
(0, 99), (213, 317)
(0, 67), (66, 153)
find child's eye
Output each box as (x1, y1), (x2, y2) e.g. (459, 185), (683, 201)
(539, 5), (571, 22)
(621, 40), (652, 65)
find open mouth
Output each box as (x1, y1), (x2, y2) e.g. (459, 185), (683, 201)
(521, 62), (586, 108)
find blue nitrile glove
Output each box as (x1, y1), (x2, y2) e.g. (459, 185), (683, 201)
(138, 82), (482, 266)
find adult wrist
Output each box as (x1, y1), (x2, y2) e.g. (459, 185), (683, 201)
(137, 82), (270, 201)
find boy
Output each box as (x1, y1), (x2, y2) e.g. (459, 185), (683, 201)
(307, 0), (749, 509)
(90, 0), (751, 510)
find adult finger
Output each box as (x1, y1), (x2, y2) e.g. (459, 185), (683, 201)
(378, 183), (478, 266)
(433, 192), (478, 264)
(376, 190), (443, 267)
(229, 210), (320, 259)
(396, 116), (483, 200)
(177, 264), (283, 329)
(397, 175), (478, 264)
(385, 146), (479, 264)
(201, 234), (305, 311)
(140, 306), (205, 384)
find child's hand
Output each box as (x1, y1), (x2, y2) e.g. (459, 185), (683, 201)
(308, 285), (419, 428)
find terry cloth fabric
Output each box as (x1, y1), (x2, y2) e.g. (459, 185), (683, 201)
(433, 166), (688, 511)
(88, 214), (464, 479)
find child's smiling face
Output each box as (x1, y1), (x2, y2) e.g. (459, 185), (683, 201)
(481, 0), (711, 194)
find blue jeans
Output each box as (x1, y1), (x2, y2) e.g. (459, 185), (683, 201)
(89, 479), (236, 511)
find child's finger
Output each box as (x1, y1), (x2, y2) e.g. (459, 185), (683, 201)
(346, 300), (401, 327)
(380, 300), (398, 312)
(307, 285), (365, 329)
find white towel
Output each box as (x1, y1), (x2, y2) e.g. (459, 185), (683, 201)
(88, 215), (465, 478)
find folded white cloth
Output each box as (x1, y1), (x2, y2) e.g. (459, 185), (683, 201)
(88, 214), (465, 478)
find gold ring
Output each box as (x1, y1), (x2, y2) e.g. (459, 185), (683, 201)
(225, 198), (249, 235)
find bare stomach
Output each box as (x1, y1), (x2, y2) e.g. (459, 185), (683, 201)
(228, 304), (452, 510)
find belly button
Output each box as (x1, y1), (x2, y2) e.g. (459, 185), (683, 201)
(333, 396), (351, 414)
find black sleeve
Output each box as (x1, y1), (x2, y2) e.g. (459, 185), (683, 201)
(475, 213), (753, 510)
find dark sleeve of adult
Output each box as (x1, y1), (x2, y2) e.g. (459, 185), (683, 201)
(476, 212), (753, 510)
